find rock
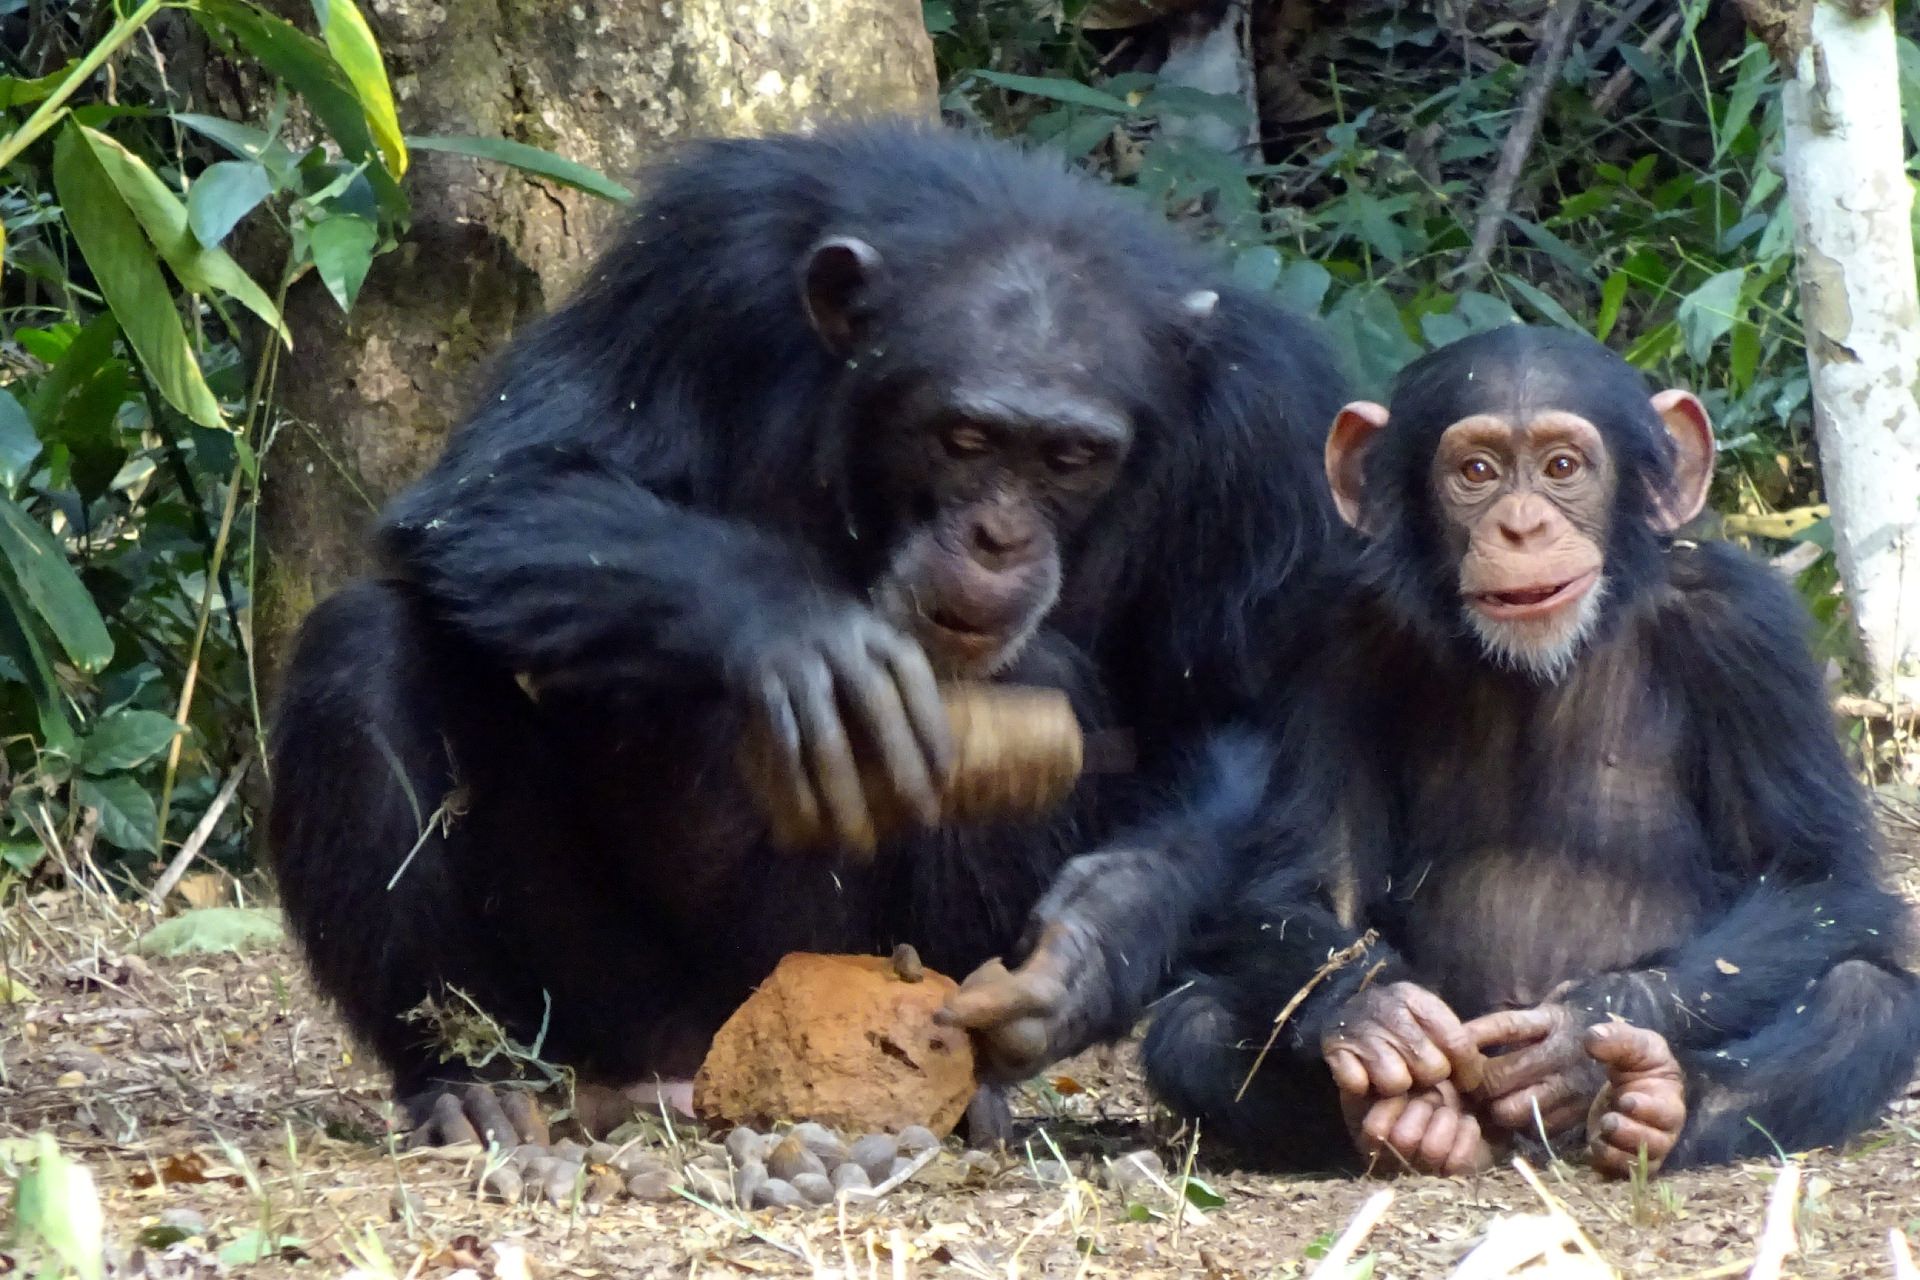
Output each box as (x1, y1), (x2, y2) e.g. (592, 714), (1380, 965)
(627, 1169), (675, 1201)
(540, 1161), (585, 1204)
(508, 1143), (546, 1173)
(789, 1122), (850, 1166)
(158, 1209), (207, 1237)
(792, 1171), (836, 1205)
(549, 1139), (587, 1163)
(1030, 1159), (1072, 1187)
(766, 1135), (827, 1183)
(753, 1177), (805, 1209)
(585, 1169), (625, 1204)
(897, 1125), (939, 1155)
(585, 1141), (619, 1166)
(480, 1165), (524, 1204)
(831, 1163), (872, 1194)
(612, 1151), (669, 1181)
(693, 953), (977, 1137)
(849, 1133), (899, 1183)
(684, 1163), (734, 1205)
(725, 1127), (769, 1168)
(960, 1149), (997, 1177)
(522, 1155), (561, 1183)
(1105, 1150), (1165, 1198)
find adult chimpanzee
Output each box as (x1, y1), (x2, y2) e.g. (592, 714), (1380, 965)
(268, 123), (1347, 1146)
(1144, 325), (1920, 1177)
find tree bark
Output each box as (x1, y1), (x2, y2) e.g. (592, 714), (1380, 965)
(1752, 0), (1920, 699)
(254, 0), (938, 696)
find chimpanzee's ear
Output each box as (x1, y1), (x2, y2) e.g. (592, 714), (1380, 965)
(1326, 401), (1391, 531)
(1649, 388), (1715, 533)
(802, 236), (884, 356)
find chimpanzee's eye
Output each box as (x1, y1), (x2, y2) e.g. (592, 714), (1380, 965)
(1460, 457), (1497, 485)
(944, 423), (991, 457)
(1049, 443), (1098, 472)
(1545, 452), (1582, 480)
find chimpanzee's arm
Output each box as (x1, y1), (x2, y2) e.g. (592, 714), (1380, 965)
(1560, 544), (1910, 1045)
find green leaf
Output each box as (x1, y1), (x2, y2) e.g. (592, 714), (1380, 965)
(1596, 270), (1632, 343)
(408, 134), (634, 203)
(81, 709), (181, 774)
(969, 70), (1134, 114)
(172, 112), (301, 183)
(1181, 1176), (1226, 1210)
(0, 388), (40, 489)
(922, 0), (955, 34)
(74, 125), (290, 347)
(77, 774), (159, 851)
(0, 491), (112, 671)
(311, 0), (407, 178)
(307, 214), (378, 311)
(217, 1227), (305, 1267)
(51, 123), (225, 428)
(0, 61), (77, 109)
(0, 578), (73, 747)
(135, 907), (287, 957)
(1274, 260), (1331, 316)
(12, 1134), (104, 1280)
(1677, 268), (1747, 363)
(188, 159), (274, 247)
(1500, 273), (1584, 333)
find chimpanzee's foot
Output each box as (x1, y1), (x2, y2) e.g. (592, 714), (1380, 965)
(1582, 1022), (1686, 1178)
(402, 1081), (550, 1149)
(573, 1079), (697, 1135)
(961, 1083), (1015, 1148)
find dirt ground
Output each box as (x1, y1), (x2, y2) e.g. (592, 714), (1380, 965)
(3, 814), (1918, 1280)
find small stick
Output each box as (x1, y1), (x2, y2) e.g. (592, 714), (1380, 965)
(842, 1145), (940, 1202)
(1307, 1189), (1393, 1280)
(1458, 0), (1586, 285)
(1235, 930), (1377, 1102)
(1594, 12), (1682, 115)
(147, 757), (251, 908)
(1512, 1157), (1610, 1270)
(1747, 1161), (1802, 1280)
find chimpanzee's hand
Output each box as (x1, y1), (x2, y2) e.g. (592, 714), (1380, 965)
(730, 601), (953, 855)
(1344, 1079), (1497, 1176)
(1583, 1022), (1686, 1178)
(1463, 1003), (1606, 1138)
(936, 921), (1098, 1082)
(1323, 982), (1486, 1100)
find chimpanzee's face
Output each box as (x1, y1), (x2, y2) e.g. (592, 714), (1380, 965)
(802, 235), (1187, 676)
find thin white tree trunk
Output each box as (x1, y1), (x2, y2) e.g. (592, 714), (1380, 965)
(1779, 0), (1920, 700)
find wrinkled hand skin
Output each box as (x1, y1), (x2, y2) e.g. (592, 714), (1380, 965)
(402, 1081), (549, 1149)
(1462, 1002), (1608, 1138)
(1344, 1079), (1497, 1176)
(1583, 1022), (1687, 1178)
(936, 919), (1101, 1083)
(733, 603), (953, 855)
(1323, 981), (1488, 1101)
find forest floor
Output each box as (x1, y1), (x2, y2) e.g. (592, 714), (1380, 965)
(3, 810), (1918, 1280)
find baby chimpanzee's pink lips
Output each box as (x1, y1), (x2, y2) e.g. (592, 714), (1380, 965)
(1470, 570), (1598, 621)
(925, 608), (1004, 658)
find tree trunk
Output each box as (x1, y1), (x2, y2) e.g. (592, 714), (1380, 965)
(254, 0), (938, 696)
(1743, 0), (1920, 700)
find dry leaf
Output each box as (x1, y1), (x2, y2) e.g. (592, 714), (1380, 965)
(1715, 958), (1740, 974)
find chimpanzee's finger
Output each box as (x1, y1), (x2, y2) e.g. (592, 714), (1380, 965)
(1359, 1095), (1409, 1151)
(939, 970), (1050, 1027)
(754, 675), (820, 847)
(1325, 1047), (1371, 1096)
(1615, 1089), (1686, 1134)
(1488, 1070), (1587, 1132)
(828, 638), (940, 825)
(1408, 995), (1486, 1091)
(791, 657), (874, 854)
(1584, 1023), (1681, 1080)
(1447, 1113), (1492, 1176)
(869, 626), (954, 783)
(1463, 1007), (1556, 1052)
(1355, 1034), (1415, 1097)
(1591, 1114), (1677, 1177)
(459, 1084), (519, 1149)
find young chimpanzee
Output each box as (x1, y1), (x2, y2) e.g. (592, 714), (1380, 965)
(268, 124), (1347, 1146)
(1145, 325), (1920, 1177)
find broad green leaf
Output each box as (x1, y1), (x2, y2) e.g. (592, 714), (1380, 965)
(1500, 274), (1584, 333)
(135, 907), (287, 956)
(1231, 246), (1281, 291)
(1596, 270), (1632, 343)
(1274, 260), (1331, 316)
(0, 62), (75, 109)
(1677, 268), (1747, 363)
(218, 1228), (305, 1267)
(0, 580), (71, 747)
(1142, 84), (1255, 127)
(25, 312), (117, 430)
(1181, 1176), (1226, 1210)
(76, 774), (159, 851)
(0, 972), (35, 1003)
(0, 491), (111, 671)
(969, 70), (1134, 114)
(308, 213), (378, 311)
(75, 125), (289, 347)
(0, 388), (40, 488)
(172, 112), (301, 183)
(81, 709), (181, 774)
(51, 124), (224, 428)
(1, 841), (47, 876)
(188, 159), (274, 248)
(408, 134), (634, 203)
(922, 0), (955, 34)
(12, 1134), (104, 1280)
(312, 0), (406, 178)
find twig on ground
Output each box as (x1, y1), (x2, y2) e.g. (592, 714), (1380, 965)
(1236, 930), (1377, 1102)
(1458, 0), (1585, 284)
(1308, 1188), (1393, 1280)
(1594, 11), (1682, 114)
(1747, 1161), (1802, 1280)
(147, 756), (252, 909)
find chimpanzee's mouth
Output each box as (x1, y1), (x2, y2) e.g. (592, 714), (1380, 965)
(927, 607), (993, 638)
(1470, 570), (1598, 621)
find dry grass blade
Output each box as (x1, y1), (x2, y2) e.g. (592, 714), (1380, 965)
(147, 756), (251, 908)
(1511, 1156), (1612, 1272)
(1746, 1161), (1801, 1280)
(1236, 930), (1377, 1102)
(1307, 1188), (1392, 1280)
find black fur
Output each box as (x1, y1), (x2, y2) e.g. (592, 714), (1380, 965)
(267, 123), (1346, 1108)
(1145, 326), (1920, 1170)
